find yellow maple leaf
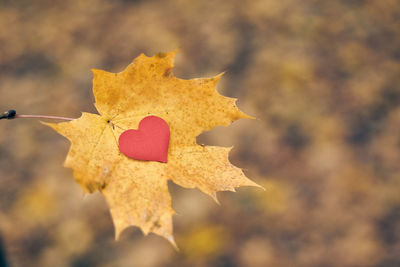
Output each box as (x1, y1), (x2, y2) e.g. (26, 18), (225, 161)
(45, 51), (259, 246)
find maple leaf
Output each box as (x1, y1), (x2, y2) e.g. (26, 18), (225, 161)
(45, 51), (259, 246)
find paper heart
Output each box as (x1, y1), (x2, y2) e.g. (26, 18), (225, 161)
(118, 116), (170, 163)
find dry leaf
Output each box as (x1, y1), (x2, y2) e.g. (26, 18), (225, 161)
(45, 51), (259, 246)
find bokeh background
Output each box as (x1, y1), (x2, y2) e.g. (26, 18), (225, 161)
(1, 0), (400, 266)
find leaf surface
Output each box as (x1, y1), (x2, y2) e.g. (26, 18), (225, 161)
(45, 51), (259, 246)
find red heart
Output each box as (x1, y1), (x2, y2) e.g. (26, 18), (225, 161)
(118, 116), (170, 163)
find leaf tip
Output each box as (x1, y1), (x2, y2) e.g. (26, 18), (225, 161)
(232, 99), (256, 120)
(114, 226), (123, 241)
(167, 235), (179, 251)
(91, 68), (101, 76)
(210, 192), (221, 205)
(215, 72), (225, 81)
(40, 120), (53, 127)
(245, 179), (265, 190)
(240, 111), (256, 120)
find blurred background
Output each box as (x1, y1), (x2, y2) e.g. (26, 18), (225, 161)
(1, 0), (400, 266)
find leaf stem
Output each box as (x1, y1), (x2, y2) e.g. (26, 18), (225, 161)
(15, 114), (76, 121)
(1, 110), (76, 121)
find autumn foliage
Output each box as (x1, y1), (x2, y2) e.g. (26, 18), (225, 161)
(45, 51), (259, 246)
